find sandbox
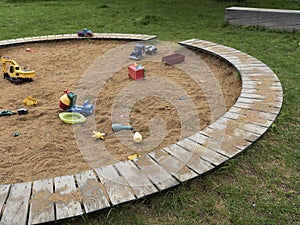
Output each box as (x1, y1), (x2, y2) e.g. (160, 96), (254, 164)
(0, 34), (282, 225)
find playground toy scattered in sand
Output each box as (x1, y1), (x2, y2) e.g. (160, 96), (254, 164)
(128, 63), (145, 80)
(129, 43), (157, 61)
(0, 108), (28, 116)
(59, 89), (95, 116)
(77, 28), (94, 37)
(58, 112), (86, 124)
(23, 96), (38, 106)
(1, 56), (36, 84)
(92, 131), (106, 140)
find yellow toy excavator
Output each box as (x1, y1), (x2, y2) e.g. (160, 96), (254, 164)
(1, 56), (35, 84)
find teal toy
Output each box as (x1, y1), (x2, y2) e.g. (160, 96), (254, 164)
(112, 123), (133, 132)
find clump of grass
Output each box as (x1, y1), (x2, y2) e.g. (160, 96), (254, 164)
(134, 15), (158, 26)
(97, 4), (109, 9)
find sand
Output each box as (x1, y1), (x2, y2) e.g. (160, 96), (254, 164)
(0, 39), (241, 184)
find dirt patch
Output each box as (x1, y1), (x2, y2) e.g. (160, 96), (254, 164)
(0, 40), (241, 184)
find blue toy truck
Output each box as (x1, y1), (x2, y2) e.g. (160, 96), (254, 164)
(77, 28), (94, 37)
(129, 43), (157, 61)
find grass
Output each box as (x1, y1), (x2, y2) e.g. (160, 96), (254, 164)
(0, 0), (299, 224)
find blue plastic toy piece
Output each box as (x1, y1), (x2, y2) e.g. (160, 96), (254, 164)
(68, 100), (95, 116)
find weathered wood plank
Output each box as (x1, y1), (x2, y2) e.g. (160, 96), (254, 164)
(149, 149), (198, 182)
(135, 154), (179, 190)
(165, 142), (227, 167)
(54, 175), (83, 220)
(0, 182), (31, 225)
(224, 110), (273, 128)
(28, 179), (54, 225)
(95, 165), (136, 205)
(176, 138), (230, 164)
(0, 185), (9, 217)
(229, 106), (278, 122)
(114, 160), (158, 198)
(75, 170), (110, 213)
(215, 117), (268, 137)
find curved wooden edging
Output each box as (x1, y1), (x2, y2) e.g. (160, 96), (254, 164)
(0, 36), (283, 225)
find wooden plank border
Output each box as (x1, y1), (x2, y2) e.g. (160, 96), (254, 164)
(0, 36), (283, 224)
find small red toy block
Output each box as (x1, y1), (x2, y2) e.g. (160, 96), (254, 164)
(128, 64), (145, 80)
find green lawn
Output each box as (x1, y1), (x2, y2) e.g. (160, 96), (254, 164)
(0, 0), (299, 224)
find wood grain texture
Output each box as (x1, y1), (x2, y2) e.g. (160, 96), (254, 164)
(0, 182), (31, 225)
(54, 175), (83, 220)
(95, 165), (136, 205)
(28, 179), (54, 225)
(75, 170), (110, 213)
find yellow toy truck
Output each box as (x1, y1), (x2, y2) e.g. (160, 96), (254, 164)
(1, 56), (35, 84)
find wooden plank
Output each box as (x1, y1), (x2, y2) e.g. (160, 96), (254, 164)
(54, 175), (83, 220)
(0, 185), (9, 216)
(75, 170), (110, 213)
(149, 149), (198, 182)
(163, 144), (194, 163)
(223, 110), (273, 128)
(176, 138), (229, 164)
(230, 106), (278, 120)
(28, 179), (54, 225)
(182, 146), (215, 174)
(165, 142), (227, 167)
(135, 154), (179, 190)
(0, 182), (31, 225)
(240, 92), (266, 99)
(237, 97), (261, 104)
(217, 116), (267, 135)
(95, 165), (136, 205)
(114, 160), (158, 198)
(188, 132), (210, 146)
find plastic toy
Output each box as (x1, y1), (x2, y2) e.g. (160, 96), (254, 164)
(129, 43), (157, 61)
(133, 132), (143, 143)
(162, 53), (185, 65)
(59, 89), (94, 116)
(68, 99), (94, 116)
(112, 123), (133, 132)
(77, 28), (94, 37)
(17, 108), (28, 115)
(23, 96), (37, 106)
(1, 56), (36, 84)
(0, 108), (28, 116)
(58, 112), (86, 124)
(0, 110), (16, 116)
(92, 131), (106, 140)
(128, 153), (140, 161)
(128, 63), (145, 80)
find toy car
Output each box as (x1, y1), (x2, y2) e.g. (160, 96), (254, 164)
(145, 45), (157, 55)
(0, 110), (16, 116)
(77, 28), (94, 37)
(17, 108), (28, 115)
(129, 43), (157, 61)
